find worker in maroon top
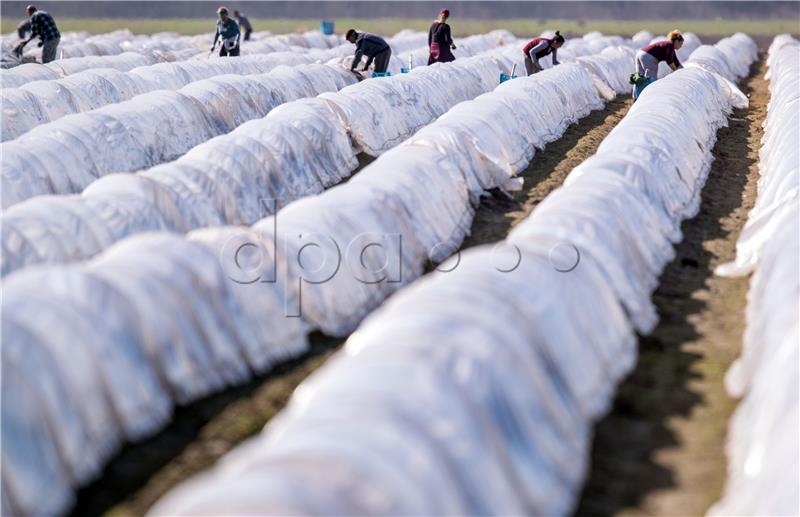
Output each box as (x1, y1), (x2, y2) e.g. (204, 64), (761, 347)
(522, 31), (565, 75)
(428, 8), (456, 64)
(635, 30), (684, 80)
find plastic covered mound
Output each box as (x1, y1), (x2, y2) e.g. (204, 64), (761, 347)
(0, 49), (628, 516)
(147, 35), (755, 516)
(710, 35), (799, 517)
(0, 40), (634, 279)
(0, 63), (356, 209)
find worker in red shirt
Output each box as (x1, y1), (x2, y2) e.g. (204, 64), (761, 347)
(635, 30), (685, 81)
(522, 30), (565, 75)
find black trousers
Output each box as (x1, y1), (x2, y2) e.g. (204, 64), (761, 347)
(372, 48), (392, 73)
(219, 44), (240, 57)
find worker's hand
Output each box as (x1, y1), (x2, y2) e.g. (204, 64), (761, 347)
(451, 44), (457, 50)
(12, 44), (24, 56)
(361, 67), (369, 72)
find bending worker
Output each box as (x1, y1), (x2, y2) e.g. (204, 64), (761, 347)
(635, 30), (684, 80)
(428, 8), (456, 64)
(346, 29), (392, 74)
(15, 5), (60, 63)
(521, 30), (564, 75)
(211, 7), (240, 57)
(233, 10), (253, 41)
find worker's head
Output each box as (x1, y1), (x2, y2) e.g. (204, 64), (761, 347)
(346, 29), (358, 43)
(233, 10), (240, 17)
(668, 30), (684, 49)
(552, 30), (565, 48)
(26, 4), (36, 16)
(217, 6), (229, 22)
(437, 8), (450, 22)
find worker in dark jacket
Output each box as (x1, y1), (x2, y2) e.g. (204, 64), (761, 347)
(346, 29), (392, 74)
(522, 30), (565, 75)
(15, 5), (60, 63)
(211, 6), (240, 57)
(428, 8), (456, 64)
(233, 10), (253, 41)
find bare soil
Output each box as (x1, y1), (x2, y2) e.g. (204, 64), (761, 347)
(460, 96), (633, 250)
(575, 55), (768, 516)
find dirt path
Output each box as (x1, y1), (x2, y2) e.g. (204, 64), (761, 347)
(460, 95), (632, 250)
(576, 56), (768, 516)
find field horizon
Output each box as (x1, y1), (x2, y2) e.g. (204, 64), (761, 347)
(2, 17), (797, 37)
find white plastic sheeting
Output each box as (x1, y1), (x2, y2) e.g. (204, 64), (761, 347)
(710, 35), (800, 517)
(1, 53), (333, 141)
(686, 33), (757, 83)
(0, 49), (625, 279)
(150, 35), (756, 516)
(1, 63), (356, 209)
(1, 231), (307, 517)
(0, 52), (161, 88)
(1, 60), (612, 516)
(0, 41), (521, 277)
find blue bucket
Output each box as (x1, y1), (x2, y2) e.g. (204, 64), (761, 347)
(499, 72), (518, 84)
(633, 76), (654, 99)
(320, 20), (334, 35)
(400, 67), (410, 74)
(372, 71), (392, 78)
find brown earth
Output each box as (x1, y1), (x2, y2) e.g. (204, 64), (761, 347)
(460, 95), (632, 250)
(575, 55), (768, 516)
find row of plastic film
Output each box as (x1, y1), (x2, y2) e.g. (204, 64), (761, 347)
(0, 58), (614, 516)
(0, 63), (356, 209)
(0, 40), (507, 277)
(1, 49), (356, 141)
(0, 29), (341, 88)
(710, 34), (800, 516)
(0, 51), (160, 88)
(0, 34), (611, 277)
(685, 33), (758, 83)
(149, 33), (757, 517)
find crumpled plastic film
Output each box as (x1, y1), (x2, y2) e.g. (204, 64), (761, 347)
(709, 35), (800, 517)
(0, 63), (354, 209)
(150, 33), (755, 517)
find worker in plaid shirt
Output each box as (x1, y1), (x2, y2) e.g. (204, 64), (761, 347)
(15, 5), (61, 63)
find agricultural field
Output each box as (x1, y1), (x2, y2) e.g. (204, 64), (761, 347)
(1, 9), (798, 517)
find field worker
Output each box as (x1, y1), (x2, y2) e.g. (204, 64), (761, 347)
(428, 8), (457, 64)
(211, 7), (240, 57)
(635, 30), (685, 81)
(522, 30), (565, 75)
(346, 29), (392, 74)
(14, 5), (60, 63)
(233, 10), (253, 41)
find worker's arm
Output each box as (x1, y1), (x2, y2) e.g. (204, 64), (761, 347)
(668, 50), (683, 70)
(552, 47), (560, 65)
(211, 28), (220, 50)
(428, 25), (433, 47)
(363, 54), (374, 71)
(350, 47), (364, 71)
(445, 24), (455, 49)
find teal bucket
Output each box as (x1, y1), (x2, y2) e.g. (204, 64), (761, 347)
(320, 20), (334, 35)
